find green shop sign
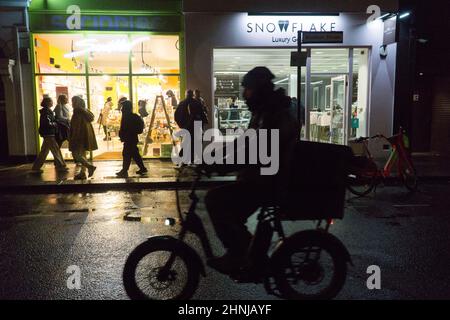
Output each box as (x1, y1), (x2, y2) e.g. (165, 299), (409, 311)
(29, 13), (181, 32)
(28, 0), (182, 32)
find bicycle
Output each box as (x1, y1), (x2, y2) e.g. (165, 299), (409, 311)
(122, 141), (353, 300)
(347, 128), (418, 197)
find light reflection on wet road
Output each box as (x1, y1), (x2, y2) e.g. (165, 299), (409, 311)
(1, 182), (450, 300)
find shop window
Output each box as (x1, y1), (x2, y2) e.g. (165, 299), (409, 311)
(33, 33), (181, 160)
(213, 48), (304, 137)
(35, 75), (87, 159)
(131, 35), (180, 74)
(89, 76), (129, 160)
(311, 48), (349, 74)
(84, 34), (130, 74)
(33, 34), (85, 74)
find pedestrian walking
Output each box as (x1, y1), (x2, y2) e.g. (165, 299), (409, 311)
(31, 96), (68, 173)
(194, 89), (209, 124)
(54, 94), (71, 147)
(166, 90), (178, 109)
(69, 96), (98, 180)
(100, 97), (113, 141)
(116, 100), (147, 178)
(175, 89), (208, 163)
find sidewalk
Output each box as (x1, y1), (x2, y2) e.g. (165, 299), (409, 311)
(0, 154), (448, 194)
(0, 160), (235, 194)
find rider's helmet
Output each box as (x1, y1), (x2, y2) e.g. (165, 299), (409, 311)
(241, 66), (275, 91)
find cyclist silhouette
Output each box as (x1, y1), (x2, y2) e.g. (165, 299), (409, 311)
(205, 67), (300, 274)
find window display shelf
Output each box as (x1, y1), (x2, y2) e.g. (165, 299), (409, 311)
(217, 107), (251, 133)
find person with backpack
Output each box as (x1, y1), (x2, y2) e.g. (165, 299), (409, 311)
(175, 89), (208, 163)
(116, 100), (147, 178)
(194, 89), (209, 126)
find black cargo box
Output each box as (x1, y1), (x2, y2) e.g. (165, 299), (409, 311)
(280, 141), (353, 221)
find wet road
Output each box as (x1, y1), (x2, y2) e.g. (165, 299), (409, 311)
(1, 182), (450, 300)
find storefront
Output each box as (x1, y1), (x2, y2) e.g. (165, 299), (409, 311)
(29, 0), (183, 159)
(184, 1), (398, 147)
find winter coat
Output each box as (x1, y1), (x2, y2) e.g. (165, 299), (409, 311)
(38, 107), (58, 137)
(119, 112), (144, 144)
(54, 103), (71, 121)
(175, 97), (208, 131)
(237, 88), (300, 189)
(100, 102), (112, 126)
(69, 107), (98, 152)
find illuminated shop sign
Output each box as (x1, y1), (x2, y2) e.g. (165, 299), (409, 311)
(29, 13), (181, 32)
(245, 15), (342, 45)
(50, 15), (156, 30)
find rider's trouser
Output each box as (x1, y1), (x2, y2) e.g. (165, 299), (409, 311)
(205, 181), (273, 256)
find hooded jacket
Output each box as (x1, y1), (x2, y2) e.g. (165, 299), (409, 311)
(237, 88), (300, 190)
(69, 106), (98, 152)
(119, 101), (144, 144)
(38, 107), (58, 137)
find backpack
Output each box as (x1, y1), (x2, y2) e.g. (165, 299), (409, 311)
(175, 100), (206, 129)
(138, 106), (149, 118)
(174, 103), (191, 129)
(132, 114), (145, 134)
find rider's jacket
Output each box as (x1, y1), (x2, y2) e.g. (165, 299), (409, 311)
(237, 88), (300, 200)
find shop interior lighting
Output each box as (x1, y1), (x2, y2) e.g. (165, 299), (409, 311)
(247, 12), (340, 16)
(274, 77), (289, 85)
(64, 36), (150, 59)
(215, 71), (248, 75)
(139, 42), (159, 73)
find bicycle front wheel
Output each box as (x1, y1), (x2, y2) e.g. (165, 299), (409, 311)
(347, 162), (378, 197)
(123, 240), (200, 300)
(347, 176), (376, 197)
(273, 236), (347, 300)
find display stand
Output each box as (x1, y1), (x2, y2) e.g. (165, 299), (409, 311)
(143, 95), (176, 156)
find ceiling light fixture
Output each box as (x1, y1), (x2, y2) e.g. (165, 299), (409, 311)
(64, 37), (149, 59)
(274, 77), (289, 85)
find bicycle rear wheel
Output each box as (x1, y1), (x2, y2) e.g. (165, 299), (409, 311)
(123, 240), (200, 300)
(399, 161), (418, 192)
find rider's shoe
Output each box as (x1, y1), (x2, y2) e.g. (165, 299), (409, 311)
(207, 251), (247, 275)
